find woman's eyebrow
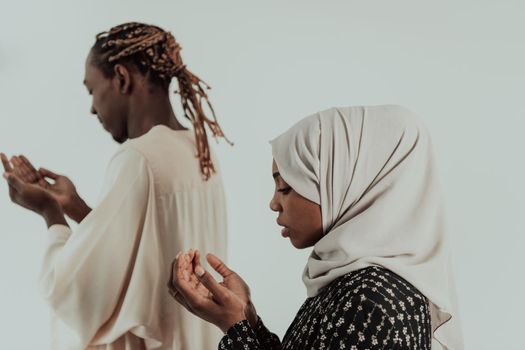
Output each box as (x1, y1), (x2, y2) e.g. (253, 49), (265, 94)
(272, 172), (280, 179)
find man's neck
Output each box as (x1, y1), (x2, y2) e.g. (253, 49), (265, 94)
(126, 92), (187, 139)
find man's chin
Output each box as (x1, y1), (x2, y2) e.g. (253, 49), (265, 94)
(109, 130), (127, 144)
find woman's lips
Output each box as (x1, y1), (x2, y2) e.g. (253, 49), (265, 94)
(277, 219), (290, 238)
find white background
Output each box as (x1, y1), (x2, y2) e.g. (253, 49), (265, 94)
(1, 1), (524, 349)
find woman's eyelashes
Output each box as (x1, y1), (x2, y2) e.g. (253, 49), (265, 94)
(277, 186), (292, 195)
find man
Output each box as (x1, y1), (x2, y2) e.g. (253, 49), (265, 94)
(1, 22), (229, 349)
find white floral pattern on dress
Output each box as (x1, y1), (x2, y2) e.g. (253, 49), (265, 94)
(219, 266), (431, 349)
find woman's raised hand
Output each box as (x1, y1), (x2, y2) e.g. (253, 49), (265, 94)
(195, 251), (258, 327)
(168, 250), (257, 332)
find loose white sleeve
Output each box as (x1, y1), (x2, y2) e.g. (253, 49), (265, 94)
(38, 147), (152, 347)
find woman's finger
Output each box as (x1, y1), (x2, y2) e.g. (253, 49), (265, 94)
(192, 250), (203, 271)
(181, 253), (192, 282)
(207, 253), (234, 278)
(170, 287), (193, 311)
(187, 248), (195, 261)
(186, 252), (212, 297)
(191, 250), (205, 284)
(167, 256), (189, 306)
(175, 253), (198, 291)
(174, 254), (216, 311)
(168, 252), (182, 290)
(189, 271), (200, 289)
(194, 265), (229, 303)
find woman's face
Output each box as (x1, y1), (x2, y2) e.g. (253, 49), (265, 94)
(270, 160), (323, 249)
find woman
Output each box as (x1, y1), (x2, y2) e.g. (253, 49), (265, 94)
(169, 105), (463, 349)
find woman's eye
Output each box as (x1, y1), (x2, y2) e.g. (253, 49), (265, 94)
(278, 187), (292, 194)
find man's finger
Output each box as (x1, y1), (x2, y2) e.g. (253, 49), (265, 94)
(0, 153), (13, 172)
(207, 253), (234, 278)
(39, 167), (58, 180)
(11, 156), (22, 170)
(38, 178), (51, 189)
(12, 156), (28, 178)
(11, 156), (31, 182)
(19, 155), (38, 173)
(3, 173), (24, 192)
(19, 155), (40, 182)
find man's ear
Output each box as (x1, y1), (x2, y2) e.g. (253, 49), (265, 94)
(113, 64), (131, 94)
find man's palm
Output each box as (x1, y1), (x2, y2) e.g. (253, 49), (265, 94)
(40, 173), (77, 208)
(1, 154), (55, 214)
(9, 155), (76, 208)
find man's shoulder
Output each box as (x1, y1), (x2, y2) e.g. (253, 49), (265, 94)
(111, 144), (147, 163)
(105, 145), (150, 178)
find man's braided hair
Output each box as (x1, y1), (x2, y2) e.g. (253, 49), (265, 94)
(91, 22), (231, 180)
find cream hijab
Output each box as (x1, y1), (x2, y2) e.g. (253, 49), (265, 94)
(270, 105), (463, 350)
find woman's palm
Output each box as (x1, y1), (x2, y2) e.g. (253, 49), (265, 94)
(221, 271), (251, 304)
(192, 251), (251, 302)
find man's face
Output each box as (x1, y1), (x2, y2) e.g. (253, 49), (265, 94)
(83, 54), (128, 143)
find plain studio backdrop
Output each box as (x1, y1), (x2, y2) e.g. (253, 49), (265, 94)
(0, 1), (524, 349)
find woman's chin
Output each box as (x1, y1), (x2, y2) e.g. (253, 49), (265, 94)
(289, 237), (309, 249)
(289, 233), (318, 249)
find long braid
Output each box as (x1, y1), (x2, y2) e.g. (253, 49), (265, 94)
(93, 22), (231, 180)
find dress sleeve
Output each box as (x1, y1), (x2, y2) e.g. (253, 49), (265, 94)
(38, 147), (152, 347)
(318, 292), (397, 349)
(218, 317), (282, 350)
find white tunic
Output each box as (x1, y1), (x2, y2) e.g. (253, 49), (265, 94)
(39, 125), (228, 349)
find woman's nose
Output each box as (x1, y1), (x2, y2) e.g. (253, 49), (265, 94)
(269, 196), (281, 212)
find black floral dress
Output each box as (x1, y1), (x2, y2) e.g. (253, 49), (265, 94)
(219, 266), (432, 349)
